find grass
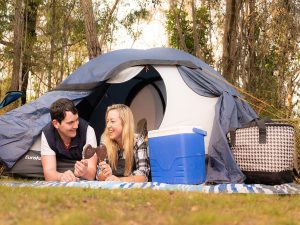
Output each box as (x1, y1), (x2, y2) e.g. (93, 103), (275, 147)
(1, 178), (300, 225)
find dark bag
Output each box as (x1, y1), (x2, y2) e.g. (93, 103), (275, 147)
(3, 150), (76, 178)
(227, 119), (295, 185)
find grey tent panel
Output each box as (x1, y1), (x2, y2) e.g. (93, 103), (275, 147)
(55, 48), (216, 90)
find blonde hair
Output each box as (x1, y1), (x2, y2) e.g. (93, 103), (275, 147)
(103, 104), (135, 176)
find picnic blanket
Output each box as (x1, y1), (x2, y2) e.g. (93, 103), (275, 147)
(1, 180), (300, 194)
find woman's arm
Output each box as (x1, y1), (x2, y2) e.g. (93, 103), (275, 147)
(98, 136), (150, 182)
(104, 174), (147, 182)
(119, 175), (147, 182)
(131, 135), (150, 179)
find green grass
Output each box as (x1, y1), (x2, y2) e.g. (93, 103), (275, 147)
(1, 180), (300, 225)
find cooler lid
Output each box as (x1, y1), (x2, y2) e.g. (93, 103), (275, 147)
(148, 126), (207, 138)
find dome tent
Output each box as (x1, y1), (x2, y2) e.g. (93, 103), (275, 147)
(0, 48), (257, 183)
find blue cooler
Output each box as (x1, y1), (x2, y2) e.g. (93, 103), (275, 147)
(148, 126), (207, 184)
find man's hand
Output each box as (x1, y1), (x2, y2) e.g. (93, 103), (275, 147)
(60, 170), (78, 182)
(42, 155), (78, 182)
(74, 159), (88, 178)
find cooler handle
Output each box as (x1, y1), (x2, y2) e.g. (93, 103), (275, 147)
(192, 127), (207, 136)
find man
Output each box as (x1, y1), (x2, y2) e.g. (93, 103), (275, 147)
(41, 98), (97, 182)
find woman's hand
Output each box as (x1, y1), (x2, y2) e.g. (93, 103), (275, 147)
(99, 161), (112, 178)
(105, 175), (121, 181)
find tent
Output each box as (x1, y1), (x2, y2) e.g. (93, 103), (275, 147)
(0, 91), (23, 109)
(0, 48), (257, 183)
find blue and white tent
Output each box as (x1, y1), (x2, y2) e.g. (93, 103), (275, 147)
(0, 48), (257, 183)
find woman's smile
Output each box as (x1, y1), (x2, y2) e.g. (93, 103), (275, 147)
(106, 109), (123, 142)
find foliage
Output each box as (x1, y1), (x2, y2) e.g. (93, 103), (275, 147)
(166, 3), (214, 65)
(0, 0), (13, 41)
(0, 0), (19, 101)
(233, 0), (300, 120)
(121, 8), (150, 44)
(0, 0), (298, 115)
(0, 0), (155, 101)
(195, 7), (214, 65)
(92, 0), (154, 50)
(166, 9), (193, 51)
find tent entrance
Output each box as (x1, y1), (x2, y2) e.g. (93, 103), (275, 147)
(89, 65), (167, 136)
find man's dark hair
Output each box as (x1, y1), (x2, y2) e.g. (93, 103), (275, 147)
(50, 98), (78, 123)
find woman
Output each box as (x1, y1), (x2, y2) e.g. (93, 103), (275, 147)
(96, 104), (150, 182)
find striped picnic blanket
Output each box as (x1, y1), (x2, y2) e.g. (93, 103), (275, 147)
(1, 181), (300, 194)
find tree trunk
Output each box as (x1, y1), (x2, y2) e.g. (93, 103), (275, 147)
(191, 0), (200, 57)
(47, 0), (56, 91)
(58, 0), (76, 84)
(99, 0), (120, 50)
(246, 0), (257, 93)
(222, 0), (242, 84)
(36, 72), (44, 99)
(59, 22), (66, 84)
(169, 0), (188, 52)
(10, 0), (24, 91)
(80, 0), (101, 59)
(21, 0), (39, 104)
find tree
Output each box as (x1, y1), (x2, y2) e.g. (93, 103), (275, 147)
(80, 0), (101, 59)
(240, 0), (300, 118)
(191, 0), (199, 57)
(47, 0), (56, 91)
(20, 0), (40, 104)
(168, 0), (188, 52)
(0, 0), (163, 103)
(221, 0), (242, 84)
(166, 0), (214, 64)
(99, 0), (120, 49)
(10, 0), (24, 91)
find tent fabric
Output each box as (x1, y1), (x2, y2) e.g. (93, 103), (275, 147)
(0, 91), (23, 109)
(0, 91), (91, 169)
(0, 48), (257, 183)
(0, 181), (299, 195)
(178, 66), (257, 183)
(107, 66), (144, 84)
(55, 48), (204, 90)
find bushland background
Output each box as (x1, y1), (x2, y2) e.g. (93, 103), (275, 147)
(0, 1), (300, 224)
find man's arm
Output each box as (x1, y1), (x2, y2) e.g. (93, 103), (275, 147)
(41, 132), (78, 182)
(41, 155), (61, 181)
(41, 155), (78, 182)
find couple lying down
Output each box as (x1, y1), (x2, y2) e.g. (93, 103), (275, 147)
(41, 98), (150, 182)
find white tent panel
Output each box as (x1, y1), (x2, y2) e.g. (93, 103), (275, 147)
(107, 66), (144, 84)
(154, 66), (218, 153)
(130, 81), (165, 131)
